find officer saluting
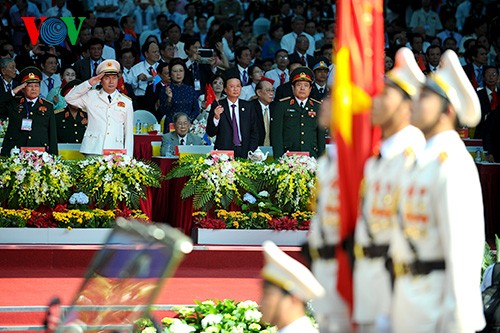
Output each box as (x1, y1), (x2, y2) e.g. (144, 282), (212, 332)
(55, 80), (88, 144)
(271, 66), (326, 158)
(391, 50), (486, 332)
(65, 60), (134, 156)
(0, 66), (57, 156)
(353, 47), (426, 333)
(260, 241), (324, 333)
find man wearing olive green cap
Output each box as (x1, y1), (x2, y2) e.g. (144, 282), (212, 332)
(353, 47), (426, 333)
(390, 50), (486, 332)
(260, 241), (324, 333)
(0, 66), (58, 156)
(270, 66), (326, 158)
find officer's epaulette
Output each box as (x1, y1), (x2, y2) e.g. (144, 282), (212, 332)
(438, 151), (448, 164)
(54, 108), (65, 114)
(310, 98), (321, 104)
(279, 96), (291, 102)
(40, 98), (53, 106)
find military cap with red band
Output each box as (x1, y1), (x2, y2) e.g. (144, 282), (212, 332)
(19, 66), (42, 84)
(290, 66), (314, 84)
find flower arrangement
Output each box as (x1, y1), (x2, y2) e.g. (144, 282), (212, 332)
(0, 119), (7, 138)
(0, 206), (148, 228)
(168, 154), (255, 211)
(135, 299), (276, 333)
(193, 210), (313, 230)
(190, 119), (212, 144)
(74, 154), (162, 209)
(0, 150), (74, 209)
(168, 154), (317, 214)
(262, 155), (317, 213)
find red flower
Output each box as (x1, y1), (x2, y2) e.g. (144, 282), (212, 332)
(197, 217), (226, 229)
(268, 217), (298, 231)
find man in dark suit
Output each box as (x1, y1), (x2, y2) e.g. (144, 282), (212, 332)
(477, 66), (499, 142)
(423, 45), (442, 75)
(160, 112), (203, 156)
(310, 57), (330, 102)
(271, 66), (326, 158)
(73, 38), (105, 81)
(223, 46), (253, 86)
(206, 76), (259, 158)
(0, 58), (18, 95)
(144, 62), (170, 120)
(288, 35), (315, 68)
(253, 77), (275, 146)
(463, 45), (488, 89)
(0, 67), (58, 156)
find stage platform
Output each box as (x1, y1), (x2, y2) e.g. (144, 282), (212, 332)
(0, 244), (305, 332)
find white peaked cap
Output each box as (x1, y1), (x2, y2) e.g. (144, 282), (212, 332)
(385, 47), (426, 99)
(261, 241), (325, 301)
(425, 50), (481, 127)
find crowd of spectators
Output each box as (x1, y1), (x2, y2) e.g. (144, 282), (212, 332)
(0, 0), (499, 154)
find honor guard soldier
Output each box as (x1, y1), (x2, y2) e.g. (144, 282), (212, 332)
(0, 66), (58, 156)
(65, 60), (134, 156)
(260, 241), (324, 333)
(307, 97), (351, 333)
(390, 50), (486, 332)
(55, 80), (88, 144)
(271, 66), (326, 158)
(353, 47), (426, 333)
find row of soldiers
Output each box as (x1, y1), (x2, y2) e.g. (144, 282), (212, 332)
(258, 47), (486, 333)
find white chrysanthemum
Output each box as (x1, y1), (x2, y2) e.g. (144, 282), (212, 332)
(141, 327), (156, 333)
(169, 319), (196, 333)
(201, 314), (223, 328)
(244, 310), (262, 322)
(237, 300), (258, 309)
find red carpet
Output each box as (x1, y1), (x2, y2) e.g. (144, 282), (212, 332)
(0, 245), (304, 331)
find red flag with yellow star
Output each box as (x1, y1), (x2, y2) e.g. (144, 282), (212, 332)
(331, 0), (384, 311)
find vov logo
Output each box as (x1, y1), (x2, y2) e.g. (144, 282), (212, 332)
(21, 17), (86, 46)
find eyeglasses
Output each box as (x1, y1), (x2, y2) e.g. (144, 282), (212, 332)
(277, 56), (288, 60)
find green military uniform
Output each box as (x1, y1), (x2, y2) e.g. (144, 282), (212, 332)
(270, 66), (326, 158)
(55, 108), (88, 143)
(0, 67), (58, 156)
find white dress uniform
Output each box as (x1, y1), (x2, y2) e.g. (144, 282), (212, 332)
(65, 60), (134, 156)
(308, 146), (351, 333)
(391, 130), (485, 333)
(353, 126), (425, 330)
(279, 316), (318, 333)
(390, 50), (486, 333)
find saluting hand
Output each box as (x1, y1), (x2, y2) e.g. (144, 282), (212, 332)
(12, 83), (27, 95)
(214, 104), (224, 120)
(88, 73), (105, 86)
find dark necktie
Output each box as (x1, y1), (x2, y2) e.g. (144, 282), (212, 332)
(242, 70), (248, 86)
(108, 95), (112, 103)
(29, 101), (34, 108)
(301, 55), (306, 66)
(93, 61), (98, 76)
(142, 9), (148, 27)
(300, 101), (304, 109)
(491, 91), (498, 111)
(57, 7), (63, 16)
(180, 138), (185, 145)
(6, 82), (11, 91)
(319, 87), (324, 94)
(149, 66), (153, 75)
(231, 104), (241, 146)
(280, 72), (285, 85)
(47, 77), (54, 91)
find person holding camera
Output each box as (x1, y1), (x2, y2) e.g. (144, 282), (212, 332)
(183, 38), (219, 95)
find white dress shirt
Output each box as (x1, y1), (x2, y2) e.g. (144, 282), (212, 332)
(280, 32), (315, 56)
(265, 68), (289, 89)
